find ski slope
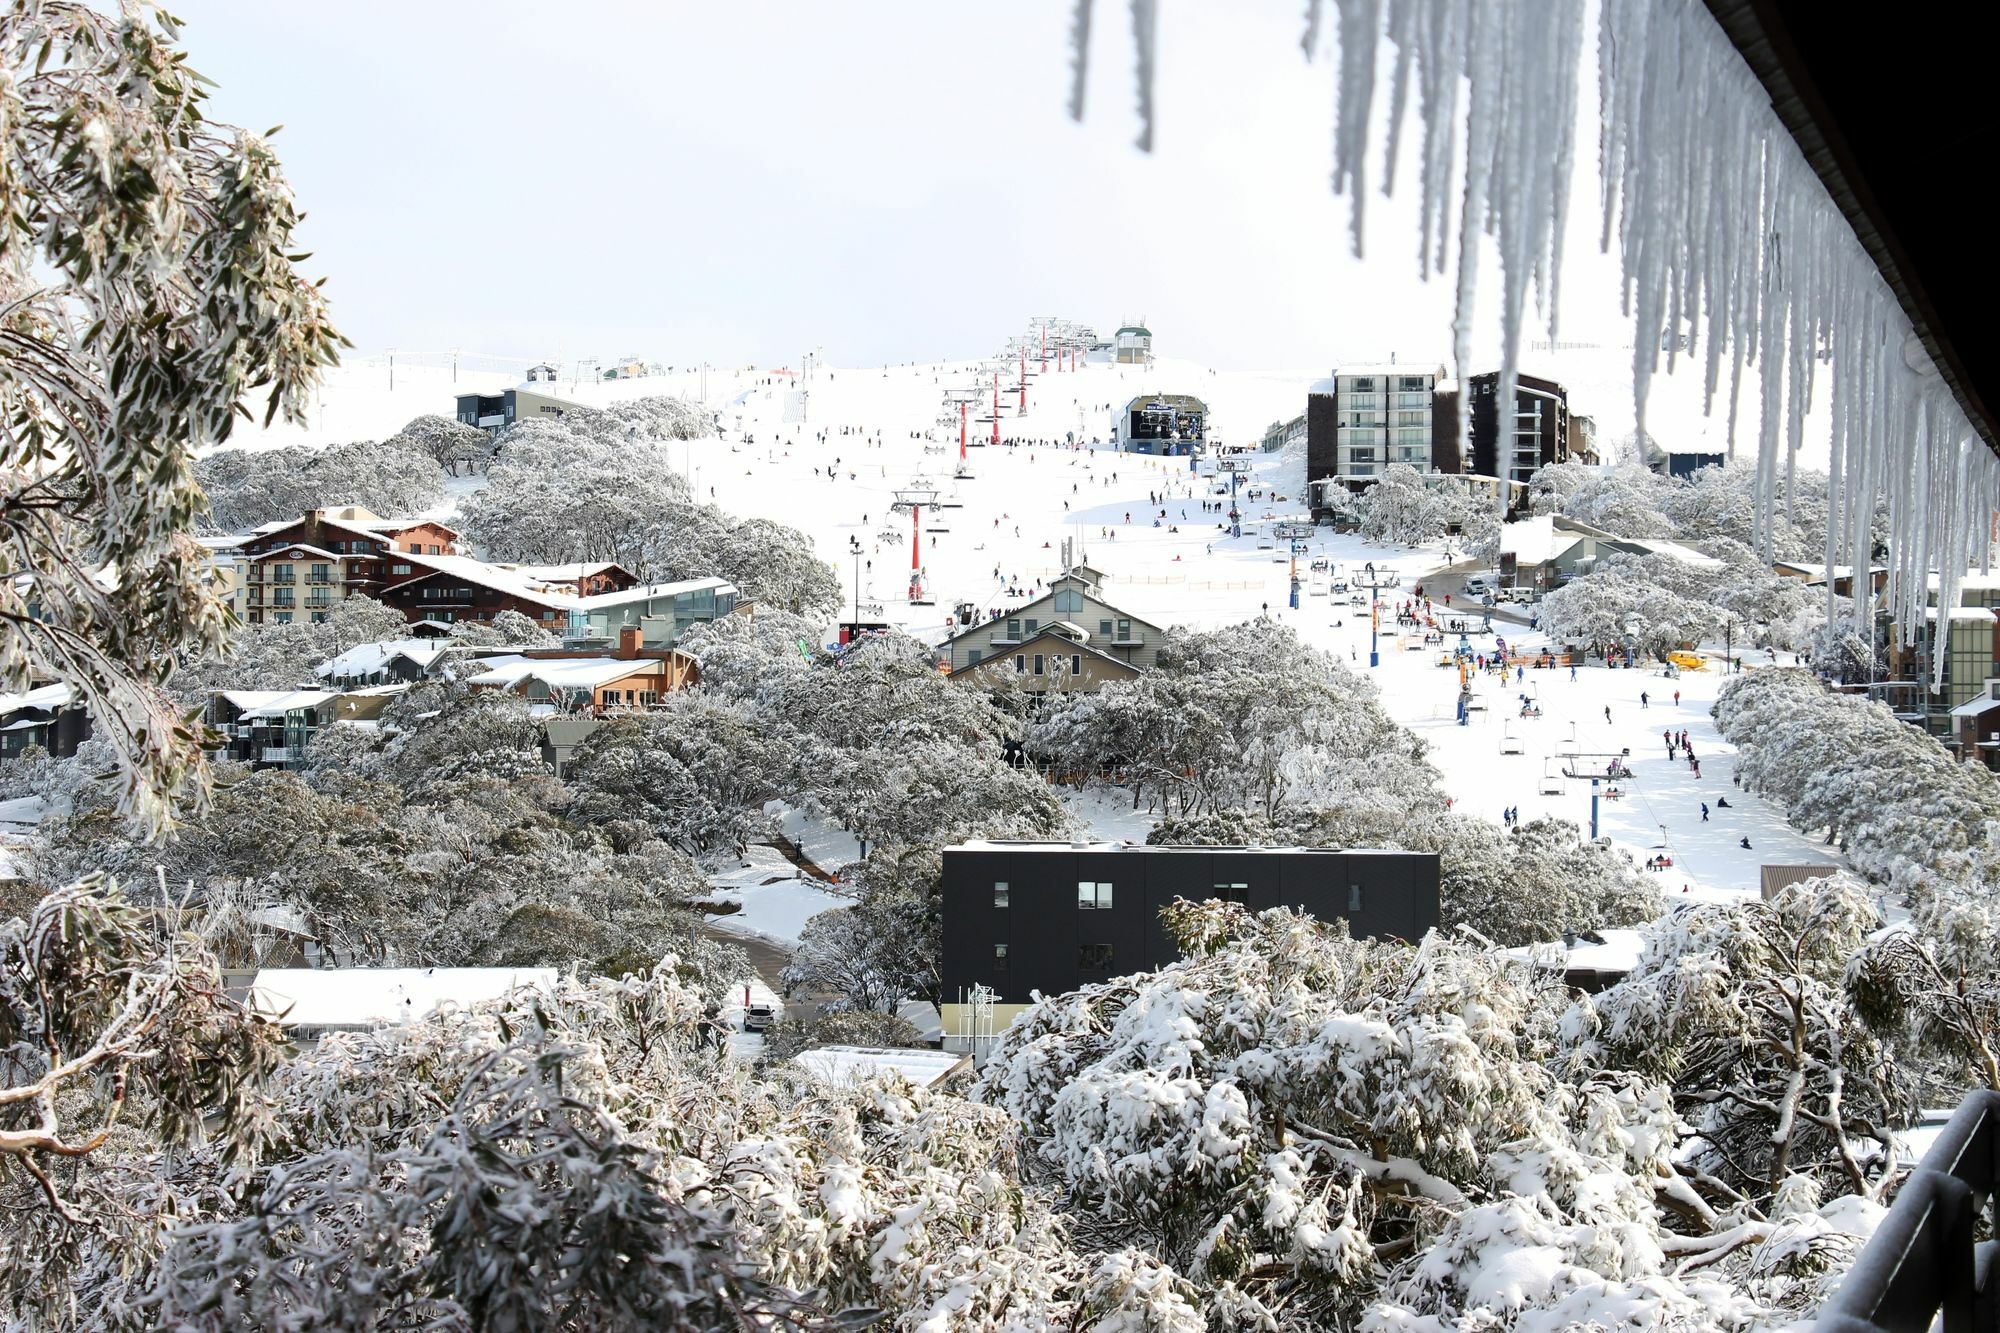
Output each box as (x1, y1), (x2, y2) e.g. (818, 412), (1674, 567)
(239, 347), (1841, 903)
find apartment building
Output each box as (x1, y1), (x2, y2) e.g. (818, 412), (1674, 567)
(236, 508), (461, 625)
(1305, 364), (1448, 495)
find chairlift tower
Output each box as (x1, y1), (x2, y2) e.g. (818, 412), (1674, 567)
(891, 476), (941, 605)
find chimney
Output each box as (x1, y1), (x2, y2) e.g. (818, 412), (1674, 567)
(616, 624), (642, 660)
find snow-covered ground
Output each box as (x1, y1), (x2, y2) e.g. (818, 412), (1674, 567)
(248, 345), (1840, 904)
(698, 843), (850, 950)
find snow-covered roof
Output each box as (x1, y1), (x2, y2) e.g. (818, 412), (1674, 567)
(508, 561), (630, 583)
(1330, 363), (1444, 379)
(219, 688), (336, 717)
(573, 575), (736, 610)
(790, 1045), (970, 1090)
(1499, 516), (1578, 566)
(315, 638), (453, 679)
(1621, 538), (1724, 570)
(248, 542), (343, 562)
(399, 555), (580, 610)
(947, 840), (1428, 857)
(1922, 606), (1998, 622)
(0, 682), (75, 716)
(1950, 693), (2000, 718)
(465, 654), (669, 691)
(247, 966), (557, 1030)
(1504, 928), (1647, 976)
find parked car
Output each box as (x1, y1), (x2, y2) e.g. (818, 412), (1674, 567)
(742, 1004), (776, 1033)
(1463, 576), (1492, 596)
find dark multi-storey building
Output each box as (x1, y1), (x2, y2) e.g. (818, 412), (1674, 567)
(235, 507), (462, 625)
(939, 842), (1441, 1050)
(1465, 371), (1570, 485)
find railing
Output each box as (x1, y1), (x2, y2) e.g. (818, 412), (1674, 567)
(260, 746), (302, 764)
(1820, 1089), (1999, 1332)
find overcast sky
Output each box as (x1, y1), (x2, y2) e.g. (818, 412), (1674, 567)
(168, 1), (1634, 374)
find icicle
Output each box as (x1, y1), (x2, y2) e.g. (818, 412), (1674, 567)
(1067, 0), (1095, 122)
(1130, 0), (1157, 152)
(1330, 0), (1384, 256)
(1059, 0), (2000, 629)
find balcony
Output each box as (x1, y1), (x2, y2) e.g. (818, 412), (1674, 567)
(1820, 1089), (1999, 1332)
(260, 746), (302, 764)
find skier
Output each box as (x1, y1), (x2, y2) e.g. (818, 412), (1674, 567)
(1641, 691), (1649, 708)
(1701, 802), (1709, 822)
(1603, 706), (1612, 724)
(1673, 689), (1681, 706)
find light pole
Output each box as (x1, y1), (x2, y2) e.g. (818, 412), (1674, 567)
(848, 535), (863, 644)
(1724, 615), (1735, 674)
(1366, 560), (1380, 668)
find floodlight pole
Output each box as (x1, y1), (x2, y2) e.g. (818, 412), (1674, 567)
(910, 504), (922, 602)
(992, 372), (1001, 446)
(959, 400), (968, 460)
(1018, 350), (1027, 414)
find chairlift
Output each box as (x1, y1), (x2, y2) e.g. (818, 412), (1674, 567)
(1499, 720), (1525, 755)
(1559, 749), (1636, 781)
(1539, 759), (1566, 795)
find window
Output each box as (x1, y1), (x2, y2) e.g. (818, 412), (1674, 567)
(1032, 653), (1044, 675)
(1214, 882), (1249, 905)
(1024, 618), (1038, 634)
(272, 565), (294, 584)
(1071, 654), (1082, 675)
(273, 611), (292, 624)
(1115, 619), (1132, 640)
(393, 563), (412, 575)
(993, 882), (1009, 908)
(1006, 617), (1021, 639)
(1079, 943), (1114, 970)
(966, 648), (983, 666)
(1053, 588), (1082, 613)
(310, 612), (328, 623)
(1099, 619), (1113, 636)
(427, 544), (442, 555)
(1348, 885), (1363, 912)
(1077, 881), (1114, 910)
(993, 943), (1009, 971)
(1014, 654), (1026, 673)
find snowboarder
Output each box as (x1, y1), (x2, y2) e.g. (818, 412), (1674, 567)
(1740, 836), (1753, 850)
(1700, 802), (1709, 822)
(1641, 691), (1649, 708)
(1604, 706), (1612, 724)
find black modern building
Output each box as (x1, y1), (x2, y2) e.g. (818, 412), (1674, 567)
(1464, 371), (1570, 486)
(941, 842), (1441, 1007)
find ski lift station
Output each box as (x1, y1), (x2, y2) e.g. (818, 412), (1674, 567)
(1113, 392), (1208, 456)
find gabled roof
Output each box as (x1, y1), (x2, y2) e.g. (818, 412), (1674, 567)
(249, 542), (344, 562)
(390, 555), (580, 611)
(949, 630), (1143, 679)
(573, 575), (736, 610)
(941, 584), (1161, 652)
(218, 688), (336, 718)
(315, 638), (454, 680)
(510, 562), (637, 584)
(464, 654), (684, 692)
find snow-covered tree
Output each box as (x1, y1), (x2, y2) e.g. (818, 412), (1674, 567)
(171, 595), (412, 699)
(385, 412), (492, 476)
(2, 2), (341, 832)
(1356, 464), (1453, 546)
(1567, 879), (1915, 1207)
(195, 437), (443, 533)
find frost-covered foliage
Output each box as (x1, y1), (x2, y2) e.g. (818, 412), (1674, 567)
(35, 694), (717, 972)
(0, 882), (285, 1226)
(1538, 555), (1720, 657)
(195, 436), (443, 533)
(1713, 668), (2000, 887)
(1568, 879), (1913, 1206)
(386, 412), (493, 476)
(43, 963), (1175, 1330)
(170, 595), (410, 701)
(569, 697), (793, 855)
(978, 901), (1882, 1329)
(463, 418), (838, 615)
(1030, 620), (1429, 824)
(1424, 813), (1662, 946)
(1356, 464), (1458, 547)
(444, 606), (558, 647)
(1, 2), (341, 834)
